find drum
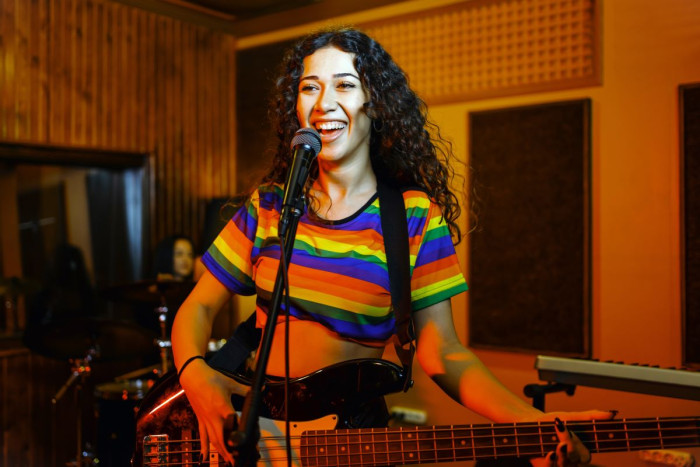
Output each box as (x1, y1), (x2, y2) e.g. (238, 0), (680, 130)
(95, 379), (154, 467)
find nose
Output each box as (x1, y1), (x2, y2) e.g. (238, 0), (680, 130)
(315, 86), (337, 112)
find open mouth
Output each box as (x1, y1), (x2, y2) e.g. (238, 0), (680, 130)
(315, 121), (346, 137)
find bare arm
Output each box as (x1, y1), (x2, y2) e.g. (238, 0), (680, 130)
(171, 270), (244, 465)
(413, 299), (613, 466)
(413, 299), (543, 422)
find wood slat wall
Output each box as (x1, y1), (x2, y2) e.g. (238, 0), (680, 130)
(0, 0), (237, 250)
(0, 0), (237, 464)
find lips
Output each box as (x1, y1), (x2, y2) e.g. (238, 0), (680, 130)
(314, 121), (346, 142)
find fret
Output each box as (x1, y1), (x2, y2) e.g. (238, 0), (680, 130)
(627, 419), (666, 450)
(491, 425), (497, 459)
(492, 424), (518, 458)
(595, 421), (628, 451)
(303, 417), (698, 466)
(359, 429), (376, 465)
(656, 418), (700, 448)
(434, 426), (456, 462)
(348, 431), (362, 465)
(514, 423), (547, 457)
(592, 419), (600, 452)
(325, 428), (338, 465)
(417, 426), (437, 464)
(387, 427), (404, 465)
(301, 429), (316, 467)
(337, 430), (350, 466)
(332, 429), (342, 466)
(451, 425), (473, 461)
(371, 427), (389, 466)
(473, 425), (498, 459)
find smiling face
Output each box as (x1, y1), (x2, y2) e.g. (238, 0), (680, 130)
(296, 46), (372, 167)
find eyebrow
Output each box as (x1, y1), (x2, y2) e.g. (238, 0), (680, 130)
(300, 72), (360, 81)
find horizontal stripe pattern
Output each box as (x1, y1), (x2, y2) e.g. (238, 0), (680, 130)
(202, 184), (468, 341)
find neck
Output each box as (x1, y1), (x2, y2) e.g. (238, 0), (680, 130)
(314, 157), (376, 202)
(311, 161), (377, 221)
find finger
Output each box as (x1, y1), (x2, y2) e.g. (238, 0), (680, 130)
(198, 419), (209, 456)
(554, 418), (574, 466)
(209, 418), (236, 465)
(559, 443), (582, 465)
(555, 419), (592, 466)
(570, 431), (591, 464)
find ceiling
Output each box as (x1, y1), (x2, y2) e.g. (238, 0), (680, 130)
(115, 0), (408, 37)
(182, 0), (321, 19)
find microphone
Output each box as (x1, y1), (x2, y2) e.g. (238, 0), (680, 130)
(278, 127), (322, 238)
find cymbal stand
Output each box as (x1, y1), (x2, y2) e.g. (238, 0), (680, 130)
(52, 346), (97, 467)
(155, 301), (171, 375)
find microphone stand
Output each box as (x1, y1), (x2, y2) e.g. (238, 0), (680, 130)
(226, 196), (304, 464)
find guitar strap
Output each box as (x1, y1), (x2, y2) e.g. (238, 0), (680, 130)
(209, 182), (416, 393)
(377, 181), (415, 392)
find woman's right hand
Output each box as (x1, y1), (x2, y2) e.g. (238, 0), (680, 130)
(178, 357), (245, 465)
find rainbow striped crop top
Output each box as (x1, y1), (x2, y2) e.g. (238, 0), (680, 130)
(201, 184), (468, 342)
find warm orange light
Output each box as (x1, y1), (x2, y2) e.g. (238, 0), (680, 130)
(148, 389), (185, 415)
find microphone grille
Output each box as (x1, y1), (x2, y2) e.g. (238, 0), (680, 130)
(291, 128), (322, 155)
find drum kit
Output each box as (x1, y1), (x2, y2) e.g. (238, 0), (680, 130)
(23, 278), (199, 467)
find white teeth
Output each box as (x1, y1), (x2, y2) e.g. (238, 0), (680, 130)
(316, 121), (346, 131)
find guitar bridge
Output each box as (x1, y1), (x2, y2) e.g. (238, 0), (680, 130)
(143, 434), (169, 466)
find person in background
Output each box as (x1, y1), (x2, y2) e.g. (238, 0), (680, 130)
(172, 27), (613, 467)
(152, 234), (196, 281)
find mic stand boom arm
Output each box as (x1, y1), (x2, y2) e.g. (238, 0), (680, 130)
(226, 196), (303, 464)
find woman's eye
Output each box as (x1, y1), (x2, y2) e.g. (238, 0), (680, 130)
(300, 83), (317, 92)
(338, 82), (355, 89)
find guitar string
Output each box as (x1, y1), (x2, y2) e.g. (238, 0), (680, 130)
(141, 418), (699, 465)
(142, 434), (700, 467)
(143, 430), (698, 464)
(143, 419), (699, 448)
(144, 416), (699, 444)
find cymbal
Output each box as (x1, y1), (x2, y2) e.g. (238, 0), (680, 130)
(101, 279), (195, 305)
(26, 317), (157, 361)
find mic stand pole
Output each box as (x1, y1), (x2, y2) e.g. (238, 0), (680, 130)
(227, 198), (303, 464)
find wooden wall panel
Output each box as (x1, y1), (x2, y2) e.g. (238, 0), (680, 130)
(0, 0), (237, 251)
(0, 1), (237, 464)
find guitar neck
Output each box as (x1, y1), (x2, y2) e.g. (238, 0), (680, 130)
(300, 417), (700, 465)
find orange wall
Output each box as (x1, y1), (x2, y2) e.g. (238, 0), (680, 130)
(384, 1), (700, 465)
(237, 1), (700, 464)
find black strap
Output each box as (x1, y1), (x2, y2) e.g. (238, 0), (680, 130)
(377, 181), (415, 391)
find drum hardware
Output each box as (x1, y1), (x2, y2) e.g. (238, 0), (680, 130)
(101, 279), (195, 374)
(155, 304), (171, 375)
(114, 363), (160, 382)
(94, 378), (153, 467)
(52, 347), (98, 467)
(100, 279), (195, 306)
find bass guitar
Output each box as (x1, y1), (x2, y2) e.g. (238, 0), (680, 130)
(133, 358), (700, 466)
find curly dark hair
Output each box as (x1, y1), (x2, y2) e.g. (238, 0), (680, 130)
(261, 26), (464, 243)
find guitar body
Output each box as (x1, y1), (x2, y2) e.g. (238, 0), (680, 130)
(132, 358), (406, 466)
(133, 358), (700, 467)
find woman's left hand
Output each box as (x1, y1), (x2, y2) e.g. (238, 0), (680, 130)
(531, 410), (616, 466)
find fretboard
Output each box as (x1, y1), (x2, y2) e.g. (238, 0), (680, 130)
(299, 417), (700, 466)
